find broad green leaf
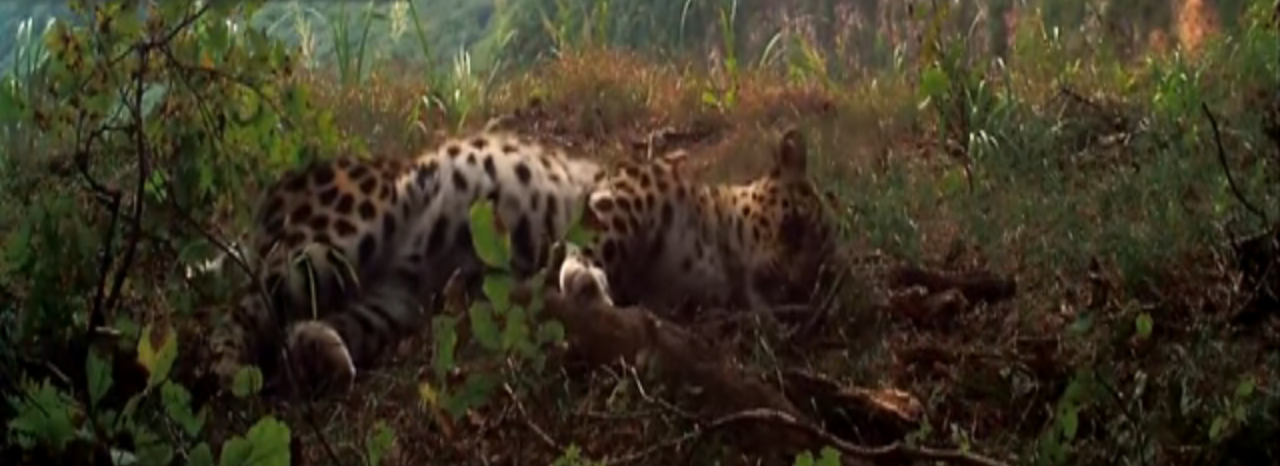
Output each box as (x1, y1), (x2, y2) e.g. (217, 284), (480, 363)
(137, 440), (174, 466)
(792, 451), (814, 466)
(817, 447), (841, 466)
(206, 20), (230, 56)
(219, 416), (291, 466)
(1059, 407), (1079, 440)
(469, 201), (511, 269)
(161, 381), (206, 437)
(502, 305), (532, 354)
(0, 87), (23, 123)
(443, 373), (499, 419)
(431, 316), (459, 381)
(5, 380), (79, 450)
(86, 350), (112, 407)
(365, 421), (396, 466)
(919, 65), (950, 101)
(1235, 376), (1255, 399)
(1134, 313), (1153, 340)
(468, 302), (502, 351)
(188, 443), (215, 466)
(564, 203), (596, 247)
(136, 323), (178, 388)
(482, 274), (514, 311)
(232, 366), (264, 399)
(1208, 416), (1229, 442)
(536, 320), (565, 345)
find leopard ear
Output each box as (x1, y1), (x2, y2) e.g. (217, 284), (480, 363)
(657, 149), (689, 164)
(773, 127), (807, 180)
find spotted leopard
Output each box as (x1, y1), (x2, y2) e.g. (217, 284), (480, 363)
(207, 125), (605, 393)
(566, 127), (838, 315)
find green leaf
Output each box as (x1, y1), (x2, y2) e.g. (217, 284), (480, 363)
(1235, 376), (1255, 399)
(564, 203), (596, 246)
(468, 302), (502, 351)
(431, 315), (459, 381)
(219, 416), (292, 466)
(86, 350), (112, 407)
(137, 439), (174, 466)
(792, 450), (814, 466)
(0, 87), (23, 123)
(136, 323), (179, 388)
(482, 273), (515, 310)
(232, 366), (264, 399)
(1208, 416), (1229, 442)
(536, 320), (565, 345)
(365, 421), (396, 466)
(1134, 313), (1153, 340)
(442, 372), (499, 419)
(1059, 407), (1079, 441)
(502, 305), (532, 354)
(5, 380), (79, 450)
(161, 381), (206, 437)
(919, 65), (950, 101)
(816, 447), (841, 466)
(189, 443), (215, 466)
(469, 201), (511, 269)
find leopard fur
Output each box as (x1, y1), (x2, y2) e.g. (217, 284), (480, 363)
(568, 127), (838, 315)
(207, 128), (604, 393)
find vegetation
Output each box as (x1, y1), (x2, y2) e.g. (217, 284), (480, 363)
(2, 0), (1278, 465)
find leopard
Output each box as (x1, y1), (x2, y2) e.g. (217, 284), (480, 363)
(204, 120), (837, 395)
(205, 123), (606, 394)
(564, 126), (839, 317)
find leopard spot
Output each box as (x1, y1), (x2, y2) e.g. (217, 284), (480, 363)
(382, 215), (399, 243)
(454, 223), (472, 258)
(335, 194), (356, 215)
(451, 171), (469, 192)
(283, 173), (308, 192)
(426, 216), (450, 257)
(447, 145), (461, 158)
(483, 157), (497, 179)
(335, 219), (358, 237)
(319, 187), (340, 205)
(602, 240), (619, 263)
(358, 236), (377, 263)
(284, 231), (307, 247)
(314, 165), (337, 186)
(307, 215), (330, 231)
(350, 164), (369, 181)
(290, 204), (314, 225)
(359, 177), (378, 195)
(358, 200), (377, 220)
(543, 199), (559, 241)
(512, 215), (533, 267)
(471, 137), (488, 150)
(515, 163), (532, 185)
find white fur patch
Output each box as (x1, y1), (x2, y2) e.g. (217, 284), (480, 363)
(558, 243), (613, 307)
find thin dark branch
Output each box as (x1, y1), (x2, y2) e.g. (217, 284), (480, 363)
(1201, 102), (1270, 226)
(605, 408), (1012, 466)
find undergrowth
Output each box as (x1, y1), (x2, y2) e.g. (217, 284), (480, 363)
(2, 1), (1279, 465)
